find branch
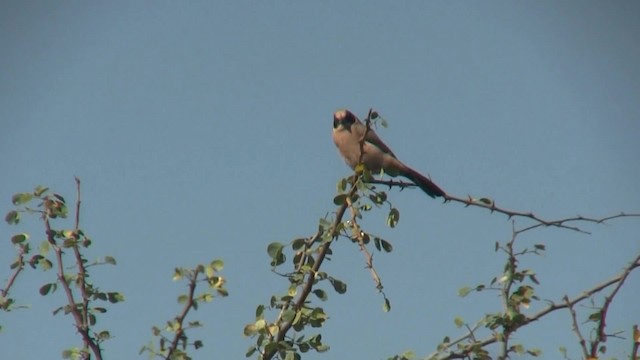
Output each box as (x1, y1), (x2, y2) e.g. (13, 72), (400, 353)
(45, 181), (103, 360)
(589, 253), (640, 358)
(71, 178), (94, 356)
(0, 245), (27, 306)
(430, 252), (640, 359)
(263, 110), (381, 360)
(368, 178), (640, 234)
(167, 269), (200, 357)
(632, 324), (639, 360)
(563, 295), (589, 359)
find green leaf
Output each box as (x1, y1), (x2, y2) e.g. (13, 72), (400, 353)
(245, 345), (257, 357)
(194, 340), (203, 349)
(512, 343), (525, 355)
(34, 186), (49, 197)
(383, 297), (391, 312)
(210, 259), (224, 271)
(287, 284), (297, 297)
(108, 292), (125, 303)
(12, 192), (33, 205)
(458, 286), (471, 297)
(243, 324), (257, 337)
(328, 277), (347, 294)
(173, 268), (184, 281)
(312, 289), (328, 301)
(528, 348), (542, 357)
(255, 305), (265, 319)
(267, 242), (284, 259)
(380, 239), (393, 252)
(291, 238), (306, 251)
(336, 178), (348, 192)
(387, 208), (400, 228)
(104, 256), (116, 265)
(333, 194), (348, 205)
(39, 283), (56, 296)
(374, 237), (381, 251)
(454, 316), (465, 328)
(11, 233), (28, 244)
(587, 310), (602, 322)
(5, 210), (20, 225)
(38, 258), (53, 271)
(281, 309), (296, 322)
(177, 294), (189, 304)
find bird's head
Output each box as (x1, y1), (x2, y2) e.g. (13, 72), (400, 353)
(333, 109), (358, 131)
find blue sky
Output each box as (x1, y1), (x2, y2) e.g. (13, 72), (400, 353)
(1, 2), (639, 359)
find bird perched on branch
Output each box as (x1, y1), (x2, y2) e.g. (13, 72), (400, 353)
(332, 109), (446, 199)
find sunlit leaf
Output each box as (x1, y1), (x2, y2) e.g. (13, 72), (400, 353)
(387, 208), (400, 228)
(210, 259), (224, 271)
(454, 316), (465, 328)
(243, 324), (257, 337)
(383, 297), (391, 312)
(34, 186), (49, 197)
(458, 286), (471, 297)
(173, 268), (184, 281)
(12, 192), (33, 205)
(108, 292), (125, 303)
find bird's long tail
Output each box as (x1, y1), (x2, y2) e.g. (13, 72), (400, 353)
(403, 167), (446, 199)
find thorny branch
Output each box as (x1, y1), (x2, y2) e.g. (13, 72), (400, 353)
(368, 178), (640, 234)
(588, 252), (640, 359)
(45, 179), (103, 360)
(563, 295), (589, 359)
(428, 252), (640, 359)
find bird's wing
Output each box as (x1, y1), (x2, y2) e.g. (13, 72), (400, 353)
(364, 129), (397, 159)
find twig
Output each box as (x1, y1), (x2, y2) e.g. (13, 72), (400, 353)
(632, 324), (639, 360)
(589, 253), (640, 358)
(72, 178), (94, 356)
(167, 269), (200, 357)
(563, 295), (589, 358)
(0, 245), (27, 304)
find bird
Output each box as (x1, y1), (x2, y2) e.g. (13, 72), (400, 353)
(332, 109), (446, 199)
